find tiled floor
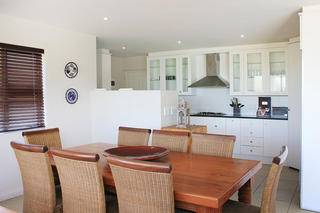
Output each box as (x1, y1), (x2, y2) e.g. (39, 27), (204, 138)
(0, 165), (316, 213)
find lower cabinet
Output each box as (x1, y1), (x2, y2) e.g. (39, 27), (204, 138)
(190, 116), (289, 165)
(263, 120), (288, 157)
(226, 119), (241, 155)
(240, 145), (263, 156)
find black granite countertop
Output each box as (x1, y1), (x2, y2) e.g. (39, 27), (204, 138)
(190, 113), (288, 120)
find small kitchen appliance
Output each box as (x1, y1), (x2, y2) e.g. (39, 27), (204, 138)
(272, 107), (288, 117)
(177, 99), (190, 128)
(257, 97), (271, 117)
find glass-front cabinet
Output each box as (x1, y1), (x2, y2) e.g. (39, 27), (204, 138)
(165, 58), (177, 91)
(245, 52), (264, 93)
(179, 56), (191, 95)
(147, 56), (192, 95)
(229, 48), (287, 95)
(230, 53), (242, 94)
(148, 59), (161, 90)
(268, 50), (287, 93)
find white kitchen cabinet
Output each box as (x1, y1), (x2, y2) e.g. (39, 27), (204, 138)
(190, 116), (206, 125)
(190, 117), (226, 134)
(266, 49), (288, 94)
(241, 119), (264, 137)
(147, 58), (162, 90)
(147, 56), (192, 95)
(165, 57), (178, 91)
(229, 53), (243, 95)
(240, 145), (263, 156)
(190, 116), (290, 164)
(241, 137), (263, 147)
(226, 118), (241, 154)
(244, 51), (266, 94)
(206, 118), (226, 134)
(263, 120), (288, 157)
(229, 48), (287, 96)
(287, 40), (301, 170)
(178, 56), (192, 95)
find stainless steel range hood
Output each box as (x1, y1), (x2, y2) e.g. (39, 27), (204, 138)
(189, 53), (229, 88)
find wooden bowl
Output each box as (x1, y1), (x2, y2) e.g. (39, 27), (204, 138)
(103, 146), (169, 161)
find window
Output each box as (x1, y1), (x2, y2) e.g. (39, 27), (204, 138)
(0, 43), (44, 132)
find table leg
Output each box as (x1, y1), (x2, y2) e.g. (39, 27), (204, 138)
(238, 178), (253, 204)
(196, 206), (221, 213)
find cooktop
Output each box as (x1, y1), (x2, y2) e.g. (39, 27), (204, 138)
(192, 112), (226, 116)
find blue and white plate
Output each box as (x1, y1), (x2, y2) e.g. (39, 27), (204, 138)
(65, 88), (78, 104)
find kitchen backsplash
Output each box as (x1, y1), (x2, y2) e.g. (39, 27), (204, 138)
(180, 88), (288, 115)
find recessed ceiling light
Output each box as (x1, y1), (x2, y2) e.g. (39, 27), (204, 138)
(122, 46), (127, 50)
(177, 40), (182, 44)
(240, 34), (245, 38)
(103, 17), (109, 21)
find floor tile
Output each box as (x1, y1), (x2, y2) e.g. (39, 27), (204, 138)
(0, 195), (23, 213)
(288, 188), (317, 213)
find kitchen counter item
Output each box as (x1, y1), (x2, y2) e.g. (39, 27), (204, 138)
(103, 146), (169, 161)
(190, 113), (288, 120)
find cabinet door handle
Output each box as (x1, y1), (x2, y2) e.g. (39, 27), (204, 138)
(214, 125), (218, 128)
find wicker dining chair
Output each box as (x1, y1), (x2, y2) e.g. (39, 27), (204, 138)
(191, 133), (236, 157)
(51, 149), (117, 213)
(10, 142), (61, 213)
(22, 128), (62, 149)
(107, 155), (176, 213)
(118, 126), (151, 146)
(152, 130), (190, 152)
(223, 146), (289, 213)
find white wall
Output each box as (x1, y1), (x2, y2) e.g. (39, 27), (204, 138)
(111, 56), (147, 90)
(182, 88), (288, 115)
(90, 90), (177, 144)
(0, 14), (96, 201)
(300, 5), (320, 212)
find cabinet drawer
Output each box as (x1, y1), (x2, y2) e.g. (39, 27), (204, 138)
(240, 146), (263, 156)
(241, 119), (263, 137)
(241, 137), (263, 147)
(207, 118), (226, 135)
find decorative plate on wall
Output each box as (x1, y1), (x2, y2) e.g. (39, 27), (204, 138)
(65, 88), (78, 104)
(64, 62), (78, 78)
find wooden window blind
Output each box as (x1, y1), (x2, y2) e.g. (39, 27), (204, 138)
(0, 43), (45, 132)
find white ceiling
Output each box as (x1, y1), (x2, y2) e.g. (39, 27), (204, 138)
(0, 0), (320, 56)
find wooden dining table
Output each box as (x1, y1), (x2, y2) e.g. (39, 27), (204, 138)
(54, 143), (262, 213)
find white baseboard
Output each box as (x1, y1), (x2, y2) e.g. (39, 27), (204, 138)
(0, 188), (23, 202)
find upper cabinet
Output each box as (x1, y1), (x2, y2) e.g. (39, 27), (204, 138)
(230, 53), (242, 94)
(165, 58), (177, 91)
(230, 48), (287, 95)
(267, 50), (287, 93)
(245, 51), (264, 93)
(180, 56), (191, 94)
(147, 56), (192, 95)
(148, 58), (161, 90)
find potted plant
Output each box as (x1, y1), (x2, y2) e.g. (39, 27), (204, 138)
(230, 98), (244, 116)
